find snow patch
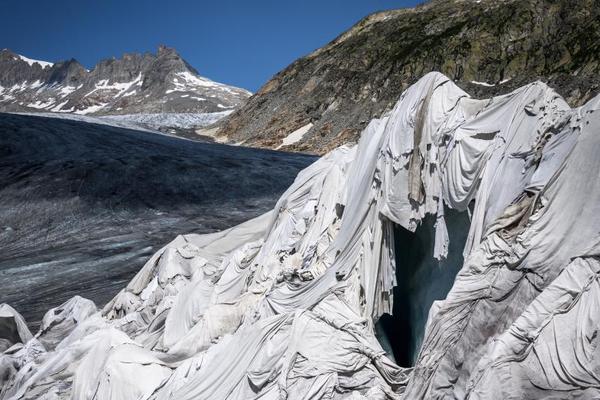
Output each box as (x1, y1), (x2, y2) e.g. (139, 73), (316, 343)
(470, 80), (496, 87)
(471, 78), (512, 87)
(84, 74), (143, 98)
(27, 99), (56, 109)
(9, 82), (29, 93)
(29, 80), (44, 89)
(175, 71), (219, 88)
(17, 54), (53, 69)
(75, 103), (108, 115)
(166, 71), (251, 98)
(59, 85), (80, 97)
(277, 123), (313, 149)
(0, 94), (15, 102)
(50, 100), (69, 112)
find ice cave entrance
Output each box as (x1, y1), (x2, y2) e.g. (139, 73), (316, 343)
(376, 208), (470, 367)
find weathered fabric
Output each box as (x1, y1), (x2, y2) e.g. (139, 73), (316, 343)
(2, 72), (599, 400)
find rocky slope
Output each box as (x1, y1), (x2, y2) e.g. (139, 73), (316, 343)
(216, 0), (600, 154)
(0, 46), (250, 117)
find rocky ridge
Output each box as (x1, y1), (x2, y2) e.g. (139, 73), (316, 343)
(0, 45), (251, 117)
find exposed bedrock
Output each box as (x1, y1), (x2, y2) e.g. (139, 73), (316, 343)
(217, 0), (600, 154)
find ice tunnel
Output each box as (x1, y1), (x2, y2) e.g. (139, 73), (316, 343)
(376, 207), (471, 367)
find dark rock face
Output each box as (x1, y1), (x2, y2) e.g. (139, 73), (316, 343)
(0, 113), (316, 329)
(0, 45), (250, 116)
(217, 0), (600, 154)
(46, 59), (88, 86)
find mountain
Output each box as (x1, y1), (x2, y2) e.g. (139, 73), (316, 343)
(0, 46), (251, 121)
(0, 112), (315, 329)
(215, 0), (600, 154)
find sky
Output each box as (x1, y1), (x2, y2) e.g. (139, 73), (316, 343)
(2, 0), (422, 92)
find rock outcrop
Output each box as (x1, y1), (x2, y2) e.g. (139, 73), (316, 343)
(216, 0), (600, 154)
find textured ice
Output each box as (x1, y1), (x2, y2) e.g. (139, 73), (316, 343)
(100, 111), (233, 130)
(2, 72), (600, 399)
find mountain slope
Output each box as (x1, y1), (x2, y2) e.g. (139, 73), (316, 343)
(216, 0), (600, 154)
(0, 45), (251, 117)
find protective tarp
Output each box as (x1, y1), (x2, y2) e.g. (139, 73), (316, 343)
(1, 72), (600, 400)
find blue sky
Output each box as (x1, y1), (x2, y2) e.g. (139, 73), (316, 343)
(2, 0), (422, 92)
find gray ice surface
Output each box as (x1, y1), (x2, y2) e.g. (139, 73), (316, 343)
(0, 113), (315, 329)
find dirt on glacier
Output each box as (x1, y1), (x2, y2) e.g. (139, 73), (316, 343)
(0, 113), (316, 329)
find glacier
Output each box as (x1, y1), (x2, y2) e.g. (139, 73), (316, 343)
(1, 71), (600, 399)
(13, 111), (233, 135)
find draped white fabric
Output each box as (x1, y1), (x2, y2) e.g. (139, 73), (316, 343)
(2, 72), (599, 400)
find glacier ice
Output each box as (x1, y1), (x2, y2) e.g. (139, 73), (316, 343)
(2, 72), (600, 399)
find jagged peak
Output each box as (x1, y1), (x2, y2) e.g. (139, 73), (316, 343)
(0, 49), (54, 69)
(157, 44), (178, 57)
(0, 45), (250, 115)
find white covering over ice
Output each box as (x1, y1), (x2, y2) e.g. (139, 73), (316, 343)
(2, 72), (600, 400)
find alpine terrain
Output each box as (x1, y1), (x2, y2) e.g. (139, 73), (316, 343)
(0, 45), (251, 133)
(215, 0), (600, 154)
(3, 71), (600, 400)
(2, 1), (600, 399)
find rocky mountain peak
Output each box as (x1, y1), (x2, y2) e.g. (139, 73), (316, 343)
(157, 44), (177, 57)
(0, 45), (251, 117)
(154, 45), (199, 75)
(47, 59), (87, 85)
